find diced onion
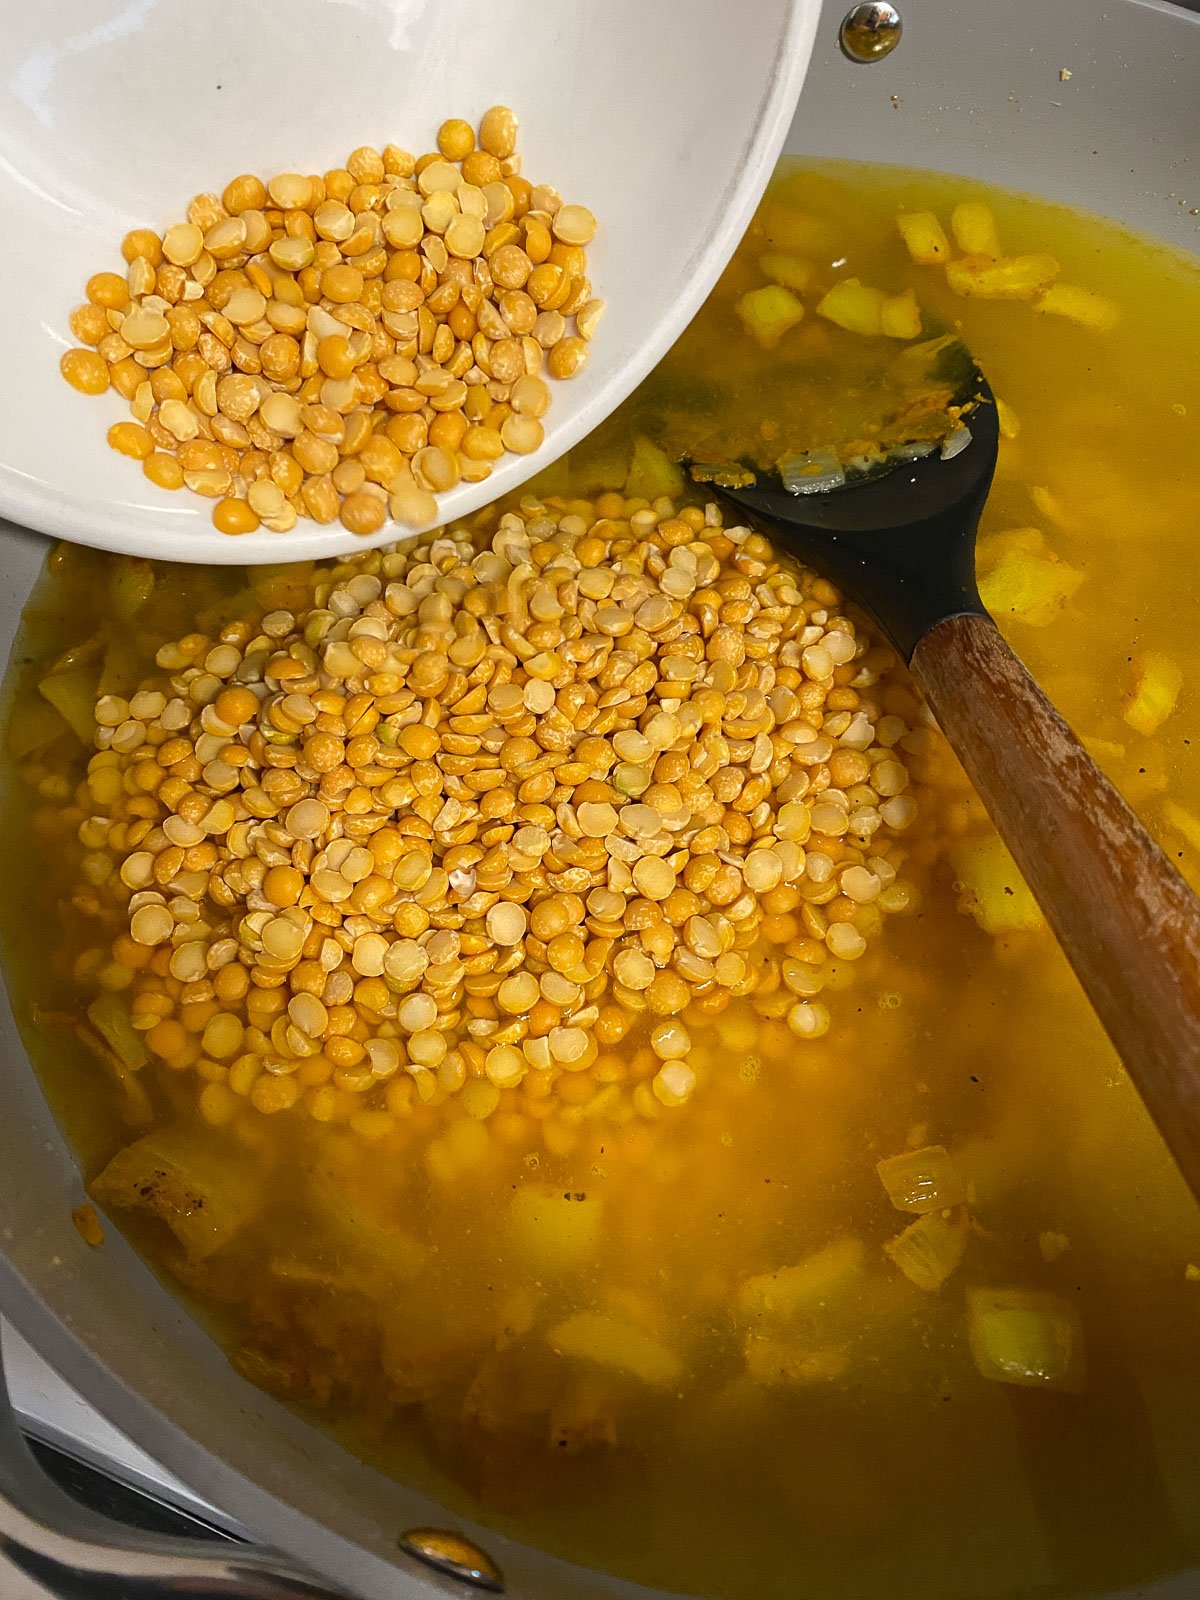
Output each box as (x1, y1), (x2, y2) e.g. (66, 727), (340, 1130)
(780, 447), (846, 496)
(884, 1210), (968, 1291)
(940, 423), (973, 460)
(876, 1145), (967, 1213)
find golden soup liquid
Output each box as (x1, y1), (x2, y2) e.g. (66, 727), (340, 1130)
(4, 159), (1200, 1600)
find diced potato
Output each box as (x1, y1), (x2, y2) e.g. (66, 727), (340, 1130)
(87, 993), (148, 1072)
(975, 526), (1046, 574)
(977, 547), (1083, 627)
(1029, 485), (1074, 531)
(883, 1210), (968, 1291)
(945, 253), (1061, 301)
(1163, 799), (1200, 853)
(880, 288), (922, 340)
(624, 434), (685, 500)
(568, 435), (631, 492)
(816, 279), (885, 337)
(1082, 734), (1127, 765)
(1123, 652), (1182, 736)
(1038, 1231), (1071, 1263)
(37, 667), (97, 743)
(950, 202), (1002, 259)
(523, 454), (572, 499)
(6, 693), (69, 757)
(966, 1288), (1086, 1392)
(758, 252), (816, 294)
(743, 1335), (848, 1386)
(1034, 283), (1120, 332)
(735, 284), (806, 350)
(99, 635), (143, 698)
(547, 1311), (681, 1388)
(509, 1187), (602, 1271)
(109, 557), (155, 621)
(876, 1146), (967, 1215)
(308, 1162), (426, 1284)
(995, 397), (1021, 439)
(950, 834), (1044, 936)
(737, 1235), (864, 1321)
(759, 207), (840, 257)
(547, 1374), (618, 1454)
(896, 211), (951, 265)
(93, 1126), (265, 1259)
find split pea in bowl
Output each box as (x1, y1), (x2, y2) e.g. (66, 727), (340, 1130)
(0, 0), (820, 564)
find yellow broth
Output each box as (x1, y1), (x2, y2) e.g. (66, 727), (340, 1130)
(5, 159), (1200, 1600)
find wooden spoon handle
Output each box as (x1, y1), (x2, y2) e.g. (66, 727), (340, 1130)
(910, 611), (1200, 1198)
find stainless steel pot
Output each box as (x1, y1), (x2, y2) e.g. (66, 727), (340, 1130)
(1, 1), (1198, 1596)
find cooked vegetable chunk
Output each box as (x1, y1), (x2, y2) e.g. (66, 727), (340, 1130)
(876, 1146), (967, 1214)
(967, 1288), (1086, 1392)
(93, 1126), (265, 1259)
(950, 835), (1044, 936)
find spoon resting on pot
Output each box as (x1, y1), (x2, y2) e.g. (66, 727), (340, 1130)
(690, 344), (1200, 1205)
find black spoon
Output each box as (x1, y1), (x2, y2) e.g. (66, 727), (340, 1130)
(694, 358), (1200, 1206)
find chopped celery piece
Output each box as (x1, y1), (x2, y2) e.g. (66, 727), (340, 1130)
(946, 253), (1061, 301)
(966, 1288), (1086, 1392)
(978, 547), (1083, 626)
(625, 435), (684, 500)
(876, 1145), (966, 1214)
(86, 993), (148, 1072)
(6, 693), (69, 757)
(884, 1210), (968, 1291)
(93, 1126), (265, 1259)
(1123, 652), (1182, 736)
(896, 211), (951, 265)
(737, 1236), (864, 1321)
(37, 667), (97, 743)
(548, 1311), (681, 1388)
(950, 834), (1044, 936)
(815, 279), (885, 337)
(758, 252), (816, 294)
(735, 285), (806, 350)
(950, 202), (1002, 259)
(509, 1187), (602, 1271)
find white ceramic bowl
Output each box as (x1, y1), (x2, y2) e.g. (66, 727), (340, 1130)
(0, 0), (819, 565)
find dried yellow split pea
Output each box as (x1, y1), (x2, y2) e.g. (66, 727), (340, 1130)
(61, 108), (604, 540)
